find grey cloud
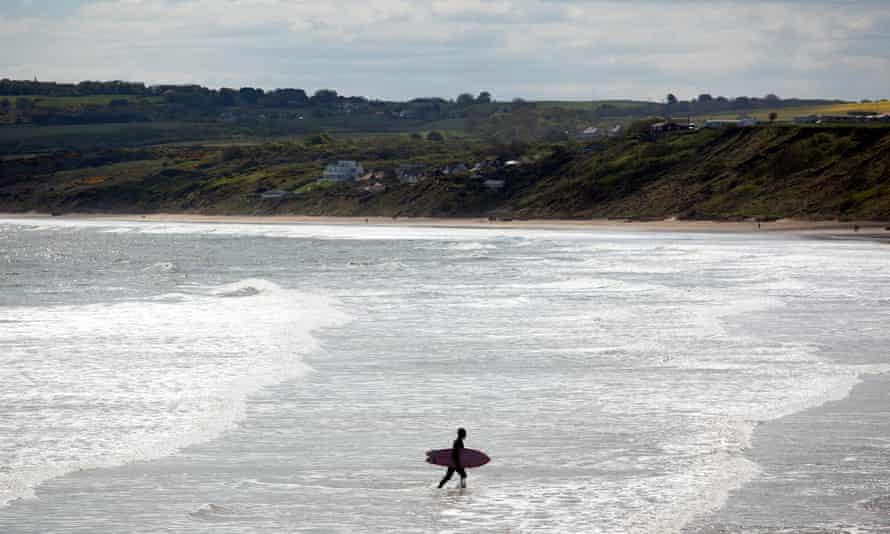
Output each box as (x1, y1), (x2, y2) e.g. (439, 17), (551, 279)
(1, 0), (888, 101)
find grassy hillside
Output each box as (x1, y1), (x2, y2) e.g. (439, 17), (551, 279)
(3, 127), (889, 220)
(505, 127), (890, 220)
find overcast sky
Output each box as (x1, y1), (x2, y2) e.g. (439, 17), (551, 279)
(3, 0), (888, 101)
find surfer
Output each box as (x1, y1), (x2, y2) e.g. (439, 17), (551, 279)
(438, 427), (468, 488)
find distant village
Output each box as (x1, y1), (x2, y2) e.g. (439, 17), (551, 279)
(257, 157), (521, 201)
(257, 107), (890, 202)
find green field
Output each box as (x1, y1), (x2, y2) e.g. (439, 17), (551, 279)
(0, 121), (238, 153)
(537, 100), (653, 110)
(0, 94), (163, 107)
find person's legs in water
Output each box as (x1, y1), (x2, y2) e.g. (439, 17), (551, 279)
(438, 467), (467, 488)
(438, 467), (456, 488)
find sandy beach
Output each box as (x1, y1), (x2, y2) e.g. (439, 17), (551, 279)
(2, 212), (889, 241)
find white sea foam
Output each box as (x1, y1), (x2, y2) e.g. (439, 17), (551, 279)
(3, 219), (889, 533)
(0, 279), (348, 505)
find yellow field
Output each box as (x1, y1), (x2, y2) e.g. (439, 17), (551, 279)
(698, 100), (890, 121)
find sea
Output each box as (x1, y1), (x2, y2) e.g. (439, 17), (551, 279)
(1, 217), (889, 533)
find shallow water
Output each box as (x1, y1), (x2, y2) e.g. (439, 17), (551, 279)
(1, 218), (888, 533)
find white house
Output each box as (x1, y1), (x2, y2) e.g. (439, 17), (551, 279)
(579, 126), (601, 139)
(258, 189), (291, 200)
(483, 179), (505, 191)
(442, 163), (469, 175)
(704, 118), (758, 129)
(608, 124), (624, 137)
(793, 115), (819, 124)
(321, 160), (364, 182)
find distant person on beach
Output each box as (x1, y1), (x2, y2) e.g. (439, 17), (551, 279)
(438, 428), (467, 488)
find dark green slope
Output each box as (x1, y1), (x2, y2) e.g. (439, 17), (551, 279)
(2, 127), (889, 220)
(503, 127), (890, 220)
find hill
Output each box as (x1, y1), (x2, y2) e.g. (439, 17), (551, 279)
(3, 126), (889, 220)
(4, 78), (882, 154)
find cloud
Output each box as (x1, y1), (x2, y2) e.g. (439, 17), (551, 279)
(1, 0), (888, 100)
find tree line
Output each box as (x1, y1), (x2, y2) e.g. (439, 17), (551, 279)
(662, 92), (844, 114)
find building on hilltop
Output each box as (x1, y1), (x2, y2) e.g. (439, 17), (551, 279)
(441, 163), (468, 175)
(483, 179), (505, 191)
(793, 115), (819, 124)
(703, 118), (758, 128)
(650, 121), (688, 134)
(320, 160), (364, 182)
(608, 124), (624, 137)
(579, 126), (603, 139)
(358, 170), (387, 182)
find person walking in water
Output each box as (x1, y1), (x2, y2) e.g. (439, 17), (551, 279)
(438, 428), (467, 488)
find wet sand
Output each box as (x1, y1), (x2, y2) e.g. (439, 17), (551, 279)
(2, 212), (889, 240)
(691, 373), (890, 532)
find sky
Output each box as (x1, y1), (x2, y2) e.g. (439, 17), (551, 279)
(2, 0), (889, 101)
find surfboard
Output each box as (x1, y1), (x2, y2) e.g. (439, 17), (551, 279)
(426, 448), (490, 468)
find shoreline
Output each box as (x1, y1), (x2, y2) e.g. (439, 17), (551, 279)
(700, 372), (890, 530)
(2, 211), (889, 239)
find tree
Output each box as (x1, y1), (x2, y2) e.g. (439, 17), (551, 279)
(219, 88), (237, 106)
(311, 89), (339, 106)
(238, 87), (262, 105)
(305, 132), (333, 145)
(274, 88), (309, 106)
(426, 130), (445, 141)
(764, 93), (780, 102)
(456, 93), (475, 106)
(697, 93), (713, 104)
(477, 91), (492, 104)
(769, 112), (778, 122)
(666, 93), (678, 105)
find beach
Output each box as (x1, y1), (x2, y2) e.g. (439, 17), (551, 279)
(3, 211), (890, 238)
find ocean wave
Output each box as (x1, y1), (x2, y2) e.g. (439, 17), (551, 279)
(142, 261), (177, 273)
(0, 279), (350, 506)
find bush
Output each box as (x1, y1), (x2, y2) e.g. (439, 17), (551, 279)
(426, 130), (445, 142)
(305, 132), (333, 146)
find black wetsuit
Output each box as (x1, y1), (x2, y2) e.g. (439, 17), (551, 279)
(438, 437), (466, 488)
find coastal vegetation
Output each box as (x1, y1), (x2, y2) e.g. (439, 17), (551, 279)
(3, 125), (888, 220)
(2, 79), (889, 220)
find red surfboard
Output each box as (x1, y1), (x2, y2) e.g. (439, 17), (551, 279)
(426, 448), (490, 468)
